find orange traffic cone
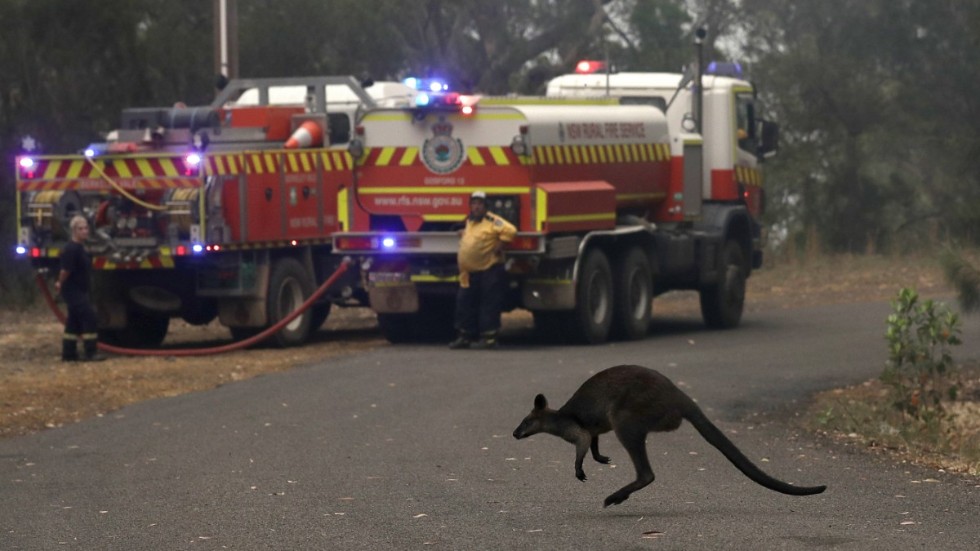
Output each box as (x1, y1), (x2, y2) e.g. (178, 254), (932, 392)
(284, 120), (323, 149)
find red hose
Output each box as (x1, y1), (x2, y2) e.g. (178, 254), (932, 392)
(36, 259), (351, 357)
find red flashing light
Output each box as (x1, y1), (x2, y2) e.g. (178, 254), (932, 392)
(575, 60), (607, 74)
(175, 245), (187, 256)
(336, 236), (377, 251)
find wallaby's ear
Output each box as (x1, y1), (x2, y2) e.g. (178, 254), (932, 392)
(534, 394), (548, 410)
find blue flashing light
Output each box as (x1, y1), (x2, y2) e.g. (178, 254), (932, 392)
(415, 93), (431, 107)
(192, 243), (204, 254)
(15, 245), (27, 256)
(186, 153), (202, 166)
(706, 61), (744, 78)
(382, 237), (396, 249)
(18, 157), (35, 170)
(404, 77), (449, 92)
(83, 143), (108, 158)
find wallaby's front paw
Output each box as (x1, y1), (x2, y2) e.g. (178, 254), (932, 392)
(576, 469), (587, 482)
(594, 454), (611, 464)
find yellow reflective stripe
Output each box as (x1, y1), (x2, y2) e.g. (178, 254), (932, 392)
(159, 158), (179, 176)
(411, 274), (460, 282)
(421, 214), (466, 221)
(44, 161), (62, 179)
(376, 147), (396, 166)
(133, 158), (153, 176)
(488, 146), (509, 165)
(400, 147), (418, 165)
(548, 212), (616, 223)
(467, 147), (485, 166)
(67, 160), (86, 178)
(536, 187), (547, 232)
(300, 153), (313, 172)
(338, 187), (349, 231)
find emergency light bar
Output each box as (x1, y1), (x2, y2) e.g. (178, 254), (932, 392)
(706, 61), (744, 78)
(575, 60), (607, 74)
(403, 77), (449, 92)
(17, 157), (37, 178)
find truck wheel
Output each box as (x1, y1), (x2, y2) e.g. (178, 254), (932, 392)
(180, 298), (218, 326)
(567, 248), (613, 344)
(99, 310), (170, 349)
(611, 247), (652, 340)
(533, 311), (570, 343)
(699, 240), (746, 329)
(267, 257), (314, 347)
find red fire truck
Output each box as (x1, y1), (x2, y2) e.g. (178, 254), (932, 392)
(332, 64), (778, 344)
(14, 77), (414, 347)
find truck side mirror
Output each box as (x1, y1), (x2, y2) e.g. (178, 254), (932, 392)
(757, 120), (779, 161)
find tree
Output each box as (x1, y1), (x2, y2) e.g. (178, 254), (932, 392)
(740, 0), (980, 253)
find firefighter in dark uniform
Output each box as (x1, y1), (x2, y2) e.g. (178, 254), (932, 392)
(55, 215), (106, 362)
(449, 191), (517, 349)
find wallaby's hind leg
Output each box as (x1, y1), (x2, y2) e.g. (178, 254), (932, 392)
(604, 428), (655, 507)
(591, 436), (611, 464)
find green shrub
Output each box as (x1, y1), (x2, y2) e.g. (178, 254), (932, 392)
(883, 288), (961, 429)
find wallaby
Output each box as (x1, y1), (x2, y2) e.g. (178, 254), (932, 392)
(512, 364), (827, 507)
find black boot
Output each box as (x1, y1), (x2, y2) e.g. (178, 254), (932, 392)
(82, 339), (107, 362)
(472, 331), (499, 350)
(448, 331), (473, 350)
(61, 339), (79, 362)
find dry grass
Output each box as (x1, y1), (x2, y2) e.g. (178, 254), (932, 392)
(803, 364), (980, 476)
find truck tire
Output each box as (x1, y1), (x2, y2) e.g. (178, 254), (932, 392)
(533, 311), (569, 343)
(699, 240), (746, 329)
(99, 309), (169, 349)
(567, 248), (614, 344)
(611, 247), (652, 340)
(266, 257), (314, 347)
(180, 298), (218, 326)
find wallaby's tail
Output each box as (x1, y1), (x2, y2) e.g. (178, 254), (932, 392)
(684, 406), (826, 496)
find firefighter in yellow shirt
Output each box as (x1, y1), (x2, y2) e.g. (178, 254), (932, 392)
(449, 191), (517, 349)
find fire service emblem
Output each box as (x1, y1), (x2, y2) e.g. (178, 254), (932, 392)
(421, 118), (465, 174)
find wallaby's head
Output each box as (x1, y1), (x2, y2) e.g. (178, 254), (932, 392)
(512, 394), (554, 439)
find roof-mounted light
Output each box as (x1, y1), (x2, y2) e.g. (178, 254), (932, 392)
(404, 77), (449, 92)
(706, 61), (744, 78)
(575, 60), (607, 74)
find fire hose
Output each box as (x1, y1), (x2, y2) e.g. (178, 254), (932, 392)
(36, 258), (351, 357)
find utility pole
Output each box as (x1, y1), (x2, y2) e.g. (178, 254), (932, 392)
(213, 0), (239, 86)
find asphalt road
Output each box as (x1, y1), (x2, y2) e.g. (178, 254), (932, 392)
(2, 300), (979, 550)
